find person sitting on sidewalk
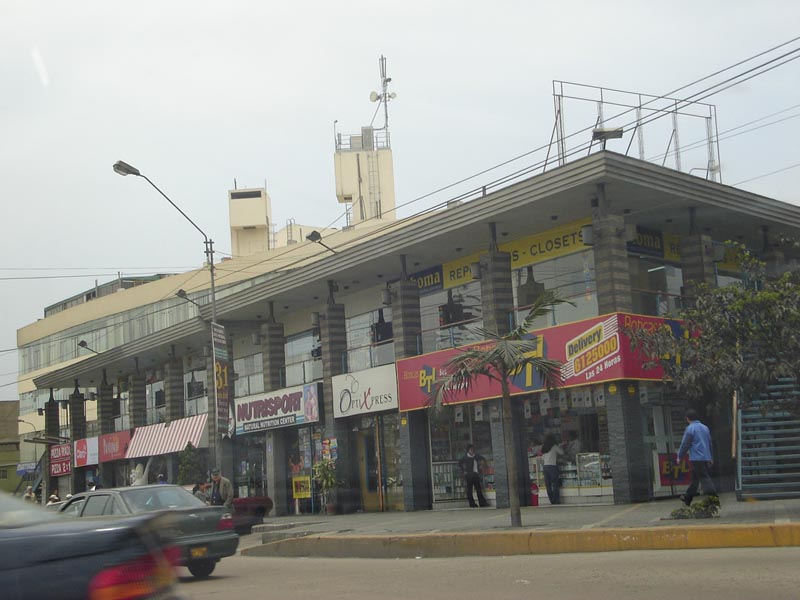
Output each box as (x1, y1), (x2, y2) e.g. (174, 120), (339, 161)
(677, 408), (718, 507)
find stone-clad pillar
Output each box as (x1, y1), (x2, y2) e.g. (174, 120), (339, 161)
(394, 278), (432, 511)
(605, 381), (649, 503)
(680, 234), (716, 302)
(129, 372), (147, 429)
(69, 383), (87, 494)
(592, 184), (632, 314)
(261, 320), (289, 515)
(98, 376), (115, 436)
(44, 392), (60, 501)
(320, 300), (352, 511)
(480, 251), (514, 336)
(164, 357), (185, 422)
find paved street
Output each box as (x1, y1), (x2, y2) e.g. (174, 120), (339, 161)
(179, 547), (800, 600)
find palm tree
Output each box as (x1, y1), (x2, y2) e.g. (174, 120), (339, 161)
(429, 291), (570, 527)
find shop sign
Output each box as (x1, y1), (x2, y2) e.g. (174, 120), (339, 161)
(396, 312), (682, 411)
(627, 226), (682, 263)
(234, 382), (320, 435)
(409, 265), (444, 294)
(98, 430), (132, 462)
(501, 218), (591, 271)
(50, 443), (72, 476)
(658, 454), (692, 486)
(292, 476), (311, 499)
(212, 322), (231, 433)
(16, 462), (37, 476)
(332, 364), (398, 419)
(74, 437), (99, 467)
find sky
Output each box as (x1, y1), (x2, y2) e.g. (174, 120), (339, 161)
(2, 0), (800, 397)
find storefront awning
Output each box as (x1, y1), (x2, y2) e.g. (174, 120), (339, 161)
(125, 414), (208, 460)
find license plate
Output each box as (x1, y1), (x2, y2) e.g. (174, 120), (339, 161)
(190, 546), (208, 558)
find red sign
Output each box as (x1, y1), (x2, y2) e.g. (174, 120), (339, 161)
(658, 453), (692, 486)
(98, 430), (131, 462)
(74, 437), (99, 467)
(396, 312), (681, 411)
(49, 443), (72, 476)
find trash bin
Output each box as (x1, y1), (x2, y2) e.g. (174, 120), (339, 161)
(530, 482), (539, 506)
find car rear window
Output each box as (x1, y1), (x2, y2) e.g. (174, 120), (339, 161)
(120, 486), (206, 514)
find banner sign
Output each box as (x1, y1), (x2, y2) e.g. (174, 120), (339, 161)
(658, 453), (692, 486)
(50, 443), (72, 476)
(235, 382), (321, 435)
(292, 476), (312, 499)
(409, 265), (444, 295)
(332, 364), (398, 419)
(98, 430), (131, 462)
(627, 226), (682, 263)
(397, 312), (681, 411)
(74, 437), (99, 467)
(212, 322), (231, 434)
(16, 462), (37, 476)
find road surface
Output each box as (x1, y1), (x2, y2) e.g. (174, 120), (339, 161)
(179, 546), (800, 599)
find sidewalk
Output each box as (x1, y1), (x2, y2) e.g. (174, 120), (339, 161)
(242, 493), (800, 558)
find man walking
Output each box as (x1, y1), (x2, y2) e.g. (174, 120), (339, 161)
(459, 444), (489, 508)
(677, 408), (718, 506)
(209, 468), (234, 511)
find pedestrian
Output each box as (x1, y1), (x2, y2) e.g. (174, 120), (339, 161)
(565, 430), (581, 463)
(458, 444), (489, 508)
(156, 473), (168, 484)
(46, 493), (60, 506)
(22, 486), (36, 503)
(677, 408), (718, 506)
(209, 468), (234, 510)
(192, 481), (209, 503)
(540, 433), (564, 505)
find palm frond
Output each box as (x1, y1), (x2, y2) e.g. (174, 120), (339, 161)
(509, 290), (575, 340)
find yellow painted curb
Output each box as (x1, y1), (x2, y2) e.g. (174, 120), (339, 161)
(243, 523), (800, 559)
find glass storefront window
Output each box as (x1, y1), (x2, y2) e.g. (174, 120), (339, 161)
(629, 257), (684, 317)
(284, 332), (321, 387)
(232, 354), (263, 397)
(145, 379), (165, 424)
(513, 250), (598, 328)
(420, 283), (483, 353)
(346, 307), (395, 372)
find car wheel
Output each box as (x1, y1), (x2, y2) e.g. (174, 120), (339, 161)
(187, 559), (216, 578)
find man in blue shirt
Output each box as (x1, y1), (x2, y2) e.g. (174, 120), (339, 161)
(677, 408), (718, 506)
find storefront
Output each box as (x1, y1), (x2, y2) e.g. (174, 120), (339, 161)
(234, 381), (321, 514)
(332, 364), (403, 511)
(397, 312), (680, 506)
(98, 430), (132, 488)
(73, 436), (99, 490)
(49, 442), (71, 497)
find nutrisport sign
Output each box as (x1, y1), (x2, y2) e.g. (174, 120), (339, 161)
(332, 364), (398, 419)
(234, 382), (321, 435)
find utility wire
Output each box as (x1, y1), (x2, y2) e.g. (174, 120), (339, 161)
(733, 161), (800, 186)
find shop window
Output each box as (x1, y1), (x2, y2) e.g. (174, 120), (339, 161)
(420, 284), (483, 353)
(0, 469), (7, 480)
(346, 308), (395, 372)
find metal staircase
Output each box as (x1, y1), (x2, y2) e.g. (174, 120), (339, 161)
(737, 378), (800, 500)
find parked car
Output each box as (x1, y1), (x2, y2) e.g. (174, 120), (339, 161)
(59, 484), (239, 578)
(0, 491), (183, 600)
(232, 495), (274, 533)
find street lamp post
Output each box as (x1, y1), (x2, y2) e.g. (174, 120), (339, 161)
(113, 160), (226, 470)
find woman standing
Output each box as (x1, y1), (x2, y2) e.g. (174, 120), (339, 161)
(540, 434), (564, 505)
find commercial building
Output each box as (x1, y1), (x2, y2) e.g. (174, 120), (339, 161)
(17, 145), (800, 512)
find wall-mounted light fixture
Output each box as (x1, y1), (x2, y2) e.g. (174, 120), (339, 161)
(176, 289), (202, 309)
(469, 262), (484, 280)
(306, 230), (336, 253)
(581, 224), (594, 246)
(78, 340), (100, 355)
(311, 312), (320, 328)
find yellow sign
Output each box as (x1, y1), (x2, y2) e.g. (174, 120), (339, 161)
(442, 252), (481, 289)
(663, 232), (681, 263)
(501, 218), (591, 270)
(292, 476), (311, 499)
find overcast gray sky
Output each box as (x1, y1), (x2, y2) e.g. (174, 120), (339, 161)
(2, 0), (799, 396)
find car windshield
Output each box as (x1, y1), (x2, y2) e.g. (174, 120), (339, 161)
(119, 486), (206, 514)
(0, 492), (57, 528)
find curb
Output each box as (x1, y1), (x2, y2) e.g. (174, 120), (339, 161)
(242, 523), (800, 559)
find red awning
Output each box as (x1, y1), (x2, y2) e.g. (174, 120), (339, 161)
(125, 414), (208, 460)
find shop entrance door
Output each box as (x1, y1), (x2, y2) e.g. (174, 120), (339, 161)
(356, 427), (380, 511)
(643, 404), (687, 498)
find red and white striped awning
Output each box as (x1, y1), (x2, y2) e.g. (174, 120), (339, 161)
(125, 414), (208, 460)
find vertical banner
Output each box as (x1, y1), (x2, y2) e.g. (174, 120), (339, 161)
(212, 322), (230, 435)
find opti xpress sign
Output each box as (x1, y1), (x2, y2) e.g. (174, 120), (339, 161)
(332, 364), (398, 418)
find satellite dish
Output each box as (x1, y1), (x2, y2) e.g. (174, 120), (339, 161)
(370, 91), (380, 102)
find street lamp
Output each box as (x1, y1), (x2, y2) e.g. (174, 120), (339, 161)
(306, 230), (336, 254)
(113, 161), (217, 323)
(176, 289), (202, 309)
(78, 340), (100, 354)
(114, 160), (226, 469)
(17, 419), (36, 434)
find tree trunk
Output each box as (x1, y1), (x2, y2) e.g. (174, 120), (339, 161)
(500, 378), (522, 527)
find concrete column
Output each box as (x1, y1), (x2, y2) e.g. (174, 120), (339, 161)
(605, 381), (649, 503)
(69, 385), (87, 494)
(320, 302), (354, 510)
(393, 278), (432, 511)
(489, 400), (510, 508)
(98, 379), (115, 436)
(480, 251), (514, 336)
(592, 185), (633, 314)
(128, 373), (146, 429)
(258, 319), (288, 513)
(265, 429), (289, 516)
(680, 234), (716, 301)
(205, 336), (236, 478)
(164, 357), (185, 422)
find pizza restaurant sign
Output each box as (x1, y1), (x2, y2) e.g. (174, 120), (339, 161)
(396, 312), (682, 411)
(50, 443), (72, 476)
